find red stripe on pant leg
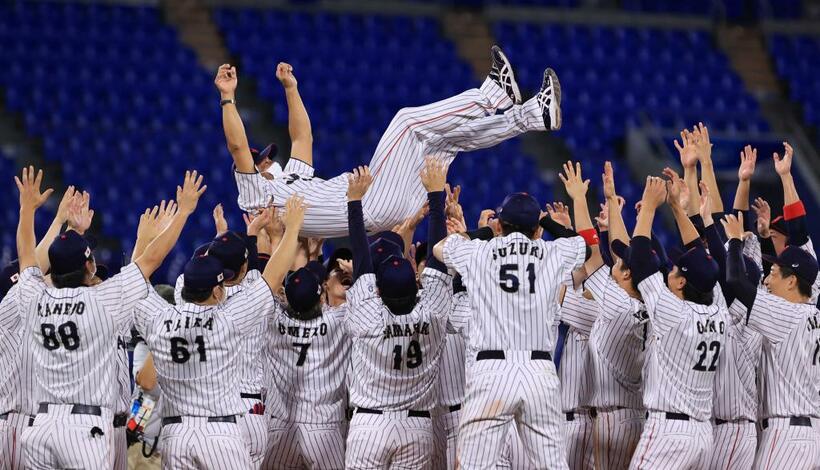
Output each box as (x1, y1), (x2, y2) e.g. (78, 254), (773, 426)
(638, 420), (655, 469)
(765, 430), (780, 470)
(726, 425), (741, 467)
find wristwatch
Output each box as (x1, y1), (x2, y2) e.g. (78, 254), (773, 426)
(220, 98), (236, 106)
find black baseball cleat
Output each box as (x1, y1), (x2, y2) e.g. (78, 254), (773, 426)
(488, 45), (522, 105)
(536, 68), (562, 131)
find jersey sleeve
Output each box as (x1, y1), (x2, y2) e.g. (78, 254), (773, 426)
(637, 271), (686, 337)
(559, 288), (597, 335)
(442, 235), (478, 277)
(345, 274), (382, 336)
(98, 263), (151, 327)
(551, 236), (587, 278)
(132, 290), (169, 339)
(447, 291), (472, 336)
(17, 267), (48, 322)
(0, 287), (21, 334)
(227, 278), (276, 335)
(283, 158), (315, 177)
(744, 290), (804, 344)
(583, 266), (632, 321)
(173, 274), (184, 306)
(420, 267), (452, 321)
(234, 170), (276, 212)
(132, 341), (150, 375)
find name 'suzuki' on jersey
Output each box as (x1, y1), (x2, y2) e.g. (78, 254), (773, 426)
(383, 322), (431, 339)
(492, 240), (546, 260)
(807, 314), (820, 331)
(278, 322), (329, 338)
(37, 301), (86, 317)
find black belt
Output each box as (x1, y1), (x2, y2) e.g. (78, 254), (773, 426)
(448, 404), (461, 413)
(162, 415), (236, 426)
(476, 350), (552, 361)
(566, 409), (597, 421)
(38, 403), (101, 416)
(240, 393), (263, 400)
(762, 416), (813, 429)
(113, 413), (128, 428)
(715, 418), (755, 425)
(356, 407), (431, 418)
(0, 412), (9, 420)
(647, 411), (690, 421)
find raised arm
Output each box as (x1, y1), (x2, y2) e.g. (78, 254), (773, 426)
(215, 64), (255, 174)
(603, 161), (629, 248)
(261, 196), (304, 291)
(276, 62), (313, 167)
(674, 129), (701, 217)
(692, 123), (723, 214)
(560, 162), (600, 277)
(132, 200), (177, 262)
(15, 166), (54, 271)
(773, 142), (809, 245)
(631, 177), (667, 284)
(665, 170), (700, 246)
(420, 159), (448, 273)
(722, 213), (757, 311)
(733, 145), (757, 213)
(134, 172), (205, 278)
(35, 186), (76, 271)
(347, 166), (374, 280)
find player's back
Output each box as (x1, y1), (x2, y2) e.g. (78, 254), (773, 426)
(268, 303), (351, 423)
(0, 285), (22, 414)
(453, 233), (587, 352)
(18, 264), (148, 406)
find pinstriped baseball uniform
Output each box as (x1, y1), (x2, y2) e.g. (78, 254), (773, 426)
(443, 232), (587, 470)
(18, 264), (149, 470)
(236, 78), (547, 238)
(174, 269), (269, 468)
(705, 301), (760, 470)
(344, 268), (452, 469)
(0, 285), (26, 470)
(582, 267), (647, 470)
(740, 291), (820, 469)
(264, 303), (350, 469)
(797, 238), (820, 304)
(110, 331), (130, 470)
(558, 287), (597, 470)
(629, 272), (727, 470)
(133, 278), (277, 470)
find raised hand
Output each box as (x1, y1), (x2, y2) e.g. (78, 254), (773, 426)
(546, 202), (572, 229)
(67, 191), (94, 235)
(698, 181), (712, 226)
(602, 161), (616, 199)
(281, 195), (307, 231)
(346, 166), (373, 201)
(176, 170), (207, 215)
(720, 212), (745, 241)
(15, 166), (53, 211)
(595, 202), (609, 231)
(738, 145), (757, 181)
(752, 197), (771, 237)
(136, 200), (175, 243)
(420, 158), (448, 193)
(446, 216), (467, 235)
(773, 141), (794, 176)
(662, 167), (689, 209)
(559, 160), (590, 200)
(214, 64), (238, 97)
(55, 185), (77, 223)
(691, 122), (713, 162)
(213, 203), (228, 235)
(444, 183), (462, 219)
(276, 62), (297, 90)
(674, 129), (699, 168)
(478, 209), (495, 228)
(244, 207), (273, 237)
(641, 176), (667, 210)
(264, 207), (285, 240)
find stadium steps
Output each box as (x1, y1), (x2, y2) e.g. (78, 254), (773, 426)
(161, 0), (230, 70)
(717, 25), (781, 97)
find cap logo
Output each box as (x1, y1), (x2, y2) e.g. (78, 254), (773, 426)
(84, 247), (92, 258)
(10, 273), (19, 283)
(217, 272), (224, 282)
(393, 260), (400, 266)
(681, 266), (688, 272)
(294, 277), (301, 283)
(792, 263), (799, 268)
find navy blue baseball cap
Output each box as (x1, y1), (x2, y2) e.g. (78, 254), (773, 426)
(95, 264), (110, 281)
(763, 246), (819, 285)
(251, 143), (278, 165)
(770, 216), (787, 236)
(497, 192), (541, 228)
(370, 237), (403, 268)
(675, 246), (720, 293)
(305, 260), (328, 282)
(376, 255), (418, 299)
(49, 231), (93, 276)
(183, 256), (234, 291)
(743, 255), (762, 286)
(285, 266), (323, 312)
(369, 231), (405, 254)
(324, 247), (352, 272)
(0, 260), (20, 299)
(611, 239), (661, 271)
(208, 231), (249, 278)
(192, 242), (211, 259)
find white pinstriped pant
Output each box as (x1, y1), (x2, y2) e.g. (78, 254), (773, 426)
(0, 412), (29, 470)
(457, 352), (568, 470)
(592, 407), (644, 470)
(433, 409), (522, 470)
(361, 77), (543, 232)
(752, 417), (820, 470)
(22, 404), (114, 470)
(160, 419), (251, 470)
(345, 412), (433, 469)
(238, 397), (269, 469)
(705, 420), (756, 470)
(262, 418), (345, 469)
(564, 409), (595, 470)
(496, 422), (533, 470)
(112, 424), (127, 470)
(628, 412), (712, 470)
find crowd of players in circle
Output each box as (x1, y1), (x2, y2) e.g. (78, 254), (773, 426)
(0, 45), (818, 470)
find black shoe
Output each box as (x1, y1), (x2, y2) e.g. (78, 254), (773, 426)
(536, 68), (562, 130)
(488, 45), (522, 105)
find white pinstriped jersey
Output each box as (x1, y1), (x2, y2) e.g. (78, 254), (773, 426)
(436, 291), (470, 407)
(583, 267), (647, 410)
(797, 238), (820, 304)
(113, 331), (131, 414)
(346, 268), (452, 411)
(0, 285), (22, 414)
(558, 287), (596, 412)
(133, 278), (275, 417)
(741, 291), (820, 418)
(712, 301), (761, 421)
(267, 303), (351, 423)
(235, 159), (351, 238)
(442, 233), (586, 352)
(638, 272), (727, 421)
(18, 264), (149, 406)
(175, 270), (267, 394)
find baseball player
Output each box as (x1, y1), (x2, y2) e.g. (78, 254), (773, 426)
(263, 261), (351, 469)
(343, 164), (454, 469)
(0, 262), (23, 470)
(626, 176), (727, 470)
(132, 194), (304, 470)
(434, 161), (595, 469)
(219, 46), (563, 237)
(14, 168), (199, 469)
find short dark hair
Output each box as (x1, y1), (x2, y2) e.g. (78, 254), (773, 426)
(286, 300), (323, 321)
(500, 221), (537, 239)
(682, 281), (714, 306)
(181, 286), (214, 304)
(51, 268), (87, 289)
(383, 294), (418, 316)
(779, 266), (813, 298)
